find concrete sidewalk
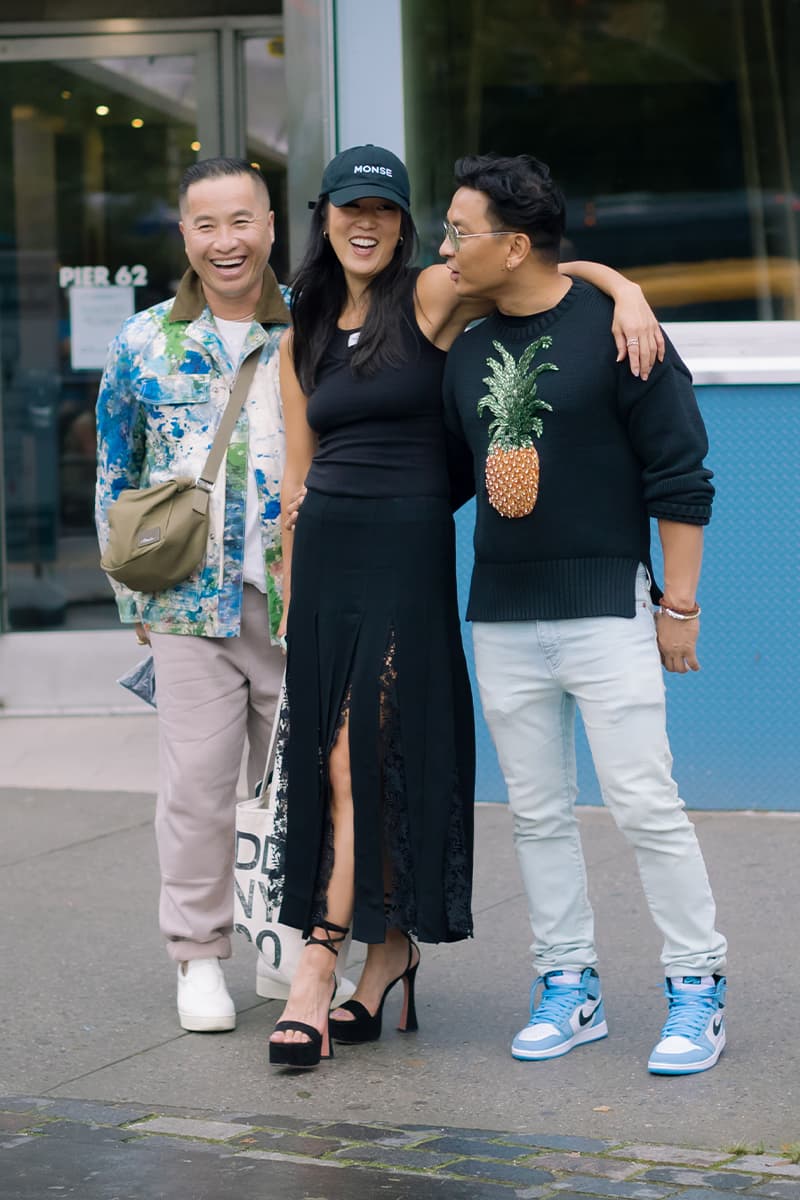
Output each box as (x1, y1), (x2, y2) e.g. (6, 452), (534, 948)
(1, 714), (798, 1195)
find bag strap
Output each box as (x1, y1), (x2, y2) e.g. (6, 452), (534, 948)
(192, 346), (262, 511)
(258, 672), (287, 807)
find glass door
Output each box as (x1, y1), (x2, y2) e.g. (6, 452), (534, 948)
(0, 33), (219, 631)
(240, 30), (288, 284)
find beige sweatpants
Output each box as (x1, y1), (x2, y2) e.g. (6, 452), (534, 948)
(149, 585), (284, 962)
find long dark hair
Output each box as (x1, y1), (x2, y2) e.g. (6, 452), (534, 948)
(290, 200), (420, 395)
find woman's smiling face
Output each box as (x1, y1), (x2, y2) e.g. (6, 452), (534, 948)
(325, 196), (403, 286)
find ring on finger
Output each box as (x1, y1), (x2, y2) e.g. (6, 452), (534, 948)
(626, 337), (639, 346)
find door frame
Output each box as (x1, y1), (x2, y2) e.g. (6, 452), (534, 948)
(0, 15), (285, 159)
(0, 28), (225, 639)
(0, 31), (223, 155)
(0, 19), (284, 684)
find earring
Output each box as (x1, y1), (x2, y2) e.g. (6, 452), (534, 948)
(398, 236), (404, 245)
(323, 230), (329, 240)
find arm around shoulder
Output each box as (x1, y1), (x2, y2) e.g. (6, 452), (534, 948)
(415, 263), (492, 351)
(560, 259), (665, 379)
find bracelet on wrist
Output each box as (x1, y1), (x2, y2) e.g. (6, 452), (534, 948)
(660, 604), (701, 621)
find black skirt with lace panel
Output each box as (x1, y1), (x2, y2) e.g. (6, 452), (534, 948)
(276, 488), (475, 945)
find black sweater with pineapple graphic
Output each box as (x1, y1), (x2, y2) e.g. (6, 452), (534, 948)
(442, 279), (714, 622)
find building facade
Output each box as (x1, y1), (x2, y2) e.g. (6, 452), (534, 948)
(0, 1), (797, 806)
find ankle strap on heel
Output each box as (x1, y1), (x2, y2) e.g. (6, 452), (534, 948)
(307, 920), (349, 957)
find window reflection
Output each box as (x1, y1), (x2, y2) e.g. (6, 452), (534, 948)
(1, 57), (196, 630)
(243, 34), (288, 284)
(402, 0), (800, 319)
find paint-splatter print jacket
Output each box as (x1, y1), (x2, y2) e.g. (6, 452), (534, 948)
(95, 267), (290, 641)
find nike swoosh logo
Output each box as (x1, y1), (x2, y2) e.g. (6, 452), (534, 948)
(712, 1017), (723, 1036)
(578, 1002), (600, 1027)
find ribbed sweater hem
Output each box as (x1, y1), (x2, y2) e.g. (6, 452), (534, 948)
(466, 557), (646, 622)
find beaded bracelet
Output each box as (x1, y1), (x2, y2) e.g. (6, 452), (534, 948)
(660, 604), (701, 621)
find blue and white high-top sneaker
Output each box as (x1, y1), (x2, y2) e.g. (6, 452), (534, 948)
(511, 968), (608, 1061)
(648, 975), (726, 1075)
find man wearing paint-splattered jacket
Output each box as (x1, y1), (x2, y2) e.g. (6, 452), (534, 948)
(95, 158), (288, 1033)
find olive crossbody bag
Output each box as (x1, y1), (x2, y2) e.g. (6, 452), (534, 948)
(100, 346), (261, 593)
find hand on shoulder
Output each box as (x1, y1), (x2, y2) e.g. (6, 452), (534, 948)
(415, 264), (492, 351)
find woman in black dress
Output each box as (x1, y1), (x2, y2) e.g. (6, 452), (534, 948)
(269, 145), (662, 1068)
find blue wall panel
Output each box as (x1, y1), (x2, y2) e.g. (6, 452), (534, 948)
(455, 384), (800, 811)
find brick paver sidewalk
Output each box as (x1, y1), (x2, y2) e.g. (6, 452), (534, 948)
(3, 1097), (799, 1200)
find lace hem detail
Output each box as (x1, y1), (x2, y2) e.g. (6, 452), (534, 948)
(266, 688), (291, 914)
(380, 632), (416, 933)
(443, 767), (472, 936)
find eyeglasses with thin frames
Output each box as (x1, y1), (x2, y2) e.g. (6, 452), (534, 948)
(442, 219), (515, 252)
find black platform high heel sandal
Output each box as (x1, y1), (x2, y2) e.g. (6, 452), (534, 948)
(329, 932), (420, 1045)
(268, 920), (349, 1068)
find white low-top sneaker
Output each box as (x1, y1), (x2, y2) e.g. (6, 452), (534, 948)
(177, 957), (236, 1032)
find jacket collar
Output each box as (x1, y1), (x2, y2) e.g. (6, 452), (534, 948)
(168, 265), (290, 326)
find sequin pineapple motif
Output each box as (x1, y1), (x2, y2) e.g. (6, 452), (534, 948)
(478, 336), (558, 518)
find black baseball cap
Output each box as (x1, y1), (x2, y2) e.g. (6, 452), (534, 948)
(312, 144), (411, 212)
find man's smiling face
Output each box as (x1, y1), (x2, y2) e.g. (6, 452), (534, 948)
(179, 173), (274, 317)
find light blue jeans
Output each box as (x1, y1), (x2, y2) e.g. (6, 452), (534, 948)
(472, 566), (727, 978)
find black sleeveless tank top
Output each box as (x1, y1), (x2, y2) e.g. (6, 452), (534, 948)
(304, 274), (450, 499)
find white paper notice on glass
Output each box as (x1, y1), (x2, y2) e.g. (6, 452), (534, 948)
(69, 285), (135, 371)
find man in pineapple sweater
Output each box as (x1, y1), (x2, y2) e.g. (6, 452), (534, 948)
(441, 153), (727, 1076)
